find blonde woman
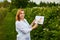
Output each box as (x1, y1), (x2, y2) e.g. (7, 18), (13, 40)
(15, 8), (38, 40)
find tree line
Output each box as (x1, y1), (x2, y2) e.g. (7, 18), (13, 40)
(0, 0), (60, 9)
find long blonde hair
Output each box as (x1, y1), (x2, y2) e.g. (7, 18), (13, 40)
(16, 8), (24, 21)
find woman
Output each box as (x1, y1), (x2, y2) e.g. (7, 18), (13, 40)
(15, 8), (38, 40)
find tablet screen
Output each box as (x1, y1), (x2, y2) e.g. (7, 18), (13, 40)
(35, 16), (44, 24)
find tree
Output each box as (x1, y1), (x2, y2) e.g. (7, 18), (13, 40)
(0, 0), (10, 8)
(10, 0), (30, 8)
(27, 2), (37, 8)
(3, 0), (10, 8)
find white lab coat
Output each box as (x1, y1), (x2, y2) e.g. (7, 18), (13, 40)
(15, 19), (32, 40)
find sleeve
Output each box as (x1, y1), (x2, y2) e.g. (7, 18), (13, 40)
(16, 22), (32, 34)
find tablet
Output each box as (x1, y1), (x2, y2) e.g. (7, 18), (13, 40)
(35, 16), (44, 24)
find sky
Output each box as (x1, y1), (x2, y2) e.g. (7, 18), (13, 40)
(0, 0), (60, 4)
(0, 0), (3, 2)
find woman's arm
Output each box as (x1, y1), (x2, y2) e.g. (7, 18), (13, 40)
(16, 22), (32, 34)
(30, 19), (35, 26)
(32, 23), (38, 30)
(30, 19), (38, 30)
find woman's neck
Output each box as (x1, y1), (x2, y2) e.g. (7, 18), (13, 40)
(20, 18), (24, 21)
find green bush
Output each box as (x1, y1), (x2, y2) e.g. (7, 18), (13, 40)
(0, 7), (60, 40)
(0, 8), (8, 25)
(24, 7), (60, 40)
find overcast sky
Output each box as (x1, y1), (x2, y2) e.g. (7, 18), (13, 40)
(0, 0), (60, 4)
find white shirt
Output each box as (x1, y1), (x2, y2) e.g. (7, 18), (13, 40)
(15, 19), (32, 40)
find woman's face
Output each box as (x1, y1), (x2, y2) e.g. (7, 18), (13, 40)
(19, 11), (25, 19)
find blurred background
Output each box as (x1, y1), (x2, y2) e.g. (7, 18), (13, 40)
(0, 0), (60, 40)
